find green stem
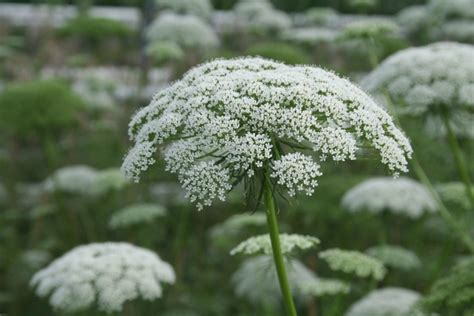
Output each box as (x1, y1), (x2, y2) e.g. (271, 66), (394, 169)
(383, 93), (474, 252)
(410, 157), (474, 252)
(441, 111), (474, 210)
(263, 174), (298, 316)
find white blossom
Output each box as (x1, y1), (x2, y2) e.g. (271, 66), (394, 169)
(108, 203), (166, 229)
(233, 0), (291, 35)
(341, 177), (437, 219)
(122, 57), (412, 209)
(339, 18), (400, 41)
(43, 166), (128, 197)
(30, 242), (175, 313)
(155, 0), (212, 19)
(231, 255), (317, 305)
(230, 234), (320, 256)
(147, 12), (218, 51)
(300, 277), (350, 297)
(436, 182), (474, 210)
(345, 287), (421, 316)
(319, 248), (386, 280)
(271, 153), (322, 196)
(366, 245), (422, 271)
(362, 42), (474, 138)
(281, 27), (337, 45)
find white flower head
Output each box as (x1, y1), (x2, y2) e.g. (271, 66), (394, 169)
(345, 287), (421, 316)
(232, 255), (317, 305)
(156, 0), (213, 18)
(147, 12), (218, 51)
(341, 177), (438, 219)
(43, 166), (128, 197)
(362, 42), (474, 137)
(122, 57), (412, 210)
(30, 242), (175, 313)
(339, 18), (400, 41)
(436, 181), (474, 210)
(230, 234), (320, 256)
(108, 203), (166, 229)
(319, 248), (387, 280)
(233, 0), (291, 35)
(282, 27), (338, 45)
(366, 245), (422, 271)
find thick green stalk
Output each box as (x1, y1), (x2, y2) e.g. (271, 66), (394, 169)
(441, 111), (474, 210)
(263, 175), (298, 316)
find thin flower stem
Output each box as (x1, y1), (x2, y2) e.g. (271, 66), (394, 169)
(441, 111), (474, 210)
(263, 173), (298, 316)
(383, 93), (474, 252)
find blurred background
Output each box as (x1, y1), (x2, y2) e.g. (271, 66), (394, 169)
(0, 0), (473, 315)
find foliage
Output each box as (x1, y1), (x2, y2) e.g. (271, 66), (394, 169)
(57, 16), (132, 42)
(0, 80), (84, 139)
(245, 42), (312, 64)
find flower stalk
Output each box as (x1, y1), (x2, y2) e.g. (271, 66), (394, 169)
(263, 173), (298, 316)
(441, 110), (474, 210)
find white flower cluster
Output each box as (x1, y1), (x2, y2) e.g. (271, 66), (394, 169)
(428, 0), (474, 43)
(210, 213), (267, 240)
(366, 245), (422, 271)
(30, 242), (175, 313)
(300, 277), (350, 297)
(122, 57), (412, 210)
(156, 0), (212, 18)
(319, 248), (386, 280)
(341, 177), (438, 219)
(436, 182), (474, 210)
(396, 5), (430, 37)
(146, 12), (218, 51)
(233, 0), (291, 35)
(339, 18), (400, 41)
(43, 165), (128, 197)
(231, 255), (317, 305)
(281, 27), (337, 45)
(271, 152), (322, 196)
(303, 7), (339, 27)
(108, 203), (166, 229)
(230, 234), (320, 256)
(345, 287), (421, 316)
(362, 42), (474, 137)
(72, 74), (117, 111)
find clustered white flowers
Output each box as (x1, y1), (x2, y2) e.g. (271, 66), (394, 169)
(299, 276), (350, 297)
(436, 182), (474, 210)
(339, 18), (400, 41)
(30, 242), (175, 313)
(362, 42), (474, 138)
(231, 255), (318, 306)
(108, 203), (166, 229)
(43, 165), (128, 197)
(345, 287), (421, 316)
(282, 27), (338, 45)
(366, 245), (422, 271)
(319, 248), (386, 280)
(146, 12), (219, 51)
(156, 0), (213, 19)
(341, 177), (437, 219)
(233, 0), (291, 35)
(230, 234), (320, 256)
(427, 0), (474, 43)
(122, 57), (412, 210)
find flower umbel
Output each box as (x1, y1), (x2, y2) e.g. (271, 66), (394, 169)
(230, 234), (320, 256)
(30, 242), (175, 313)
(122, 57), (412, 210)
